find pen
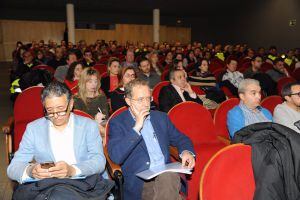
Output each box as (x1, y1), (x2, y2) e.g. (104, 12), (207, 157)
(97, 107), (102, 114)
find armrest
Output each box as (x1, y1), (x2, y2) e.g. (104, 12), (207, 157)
(2, 116), (14, 135)
(169, 146), (180, 161)
(104, 147), (122, 177)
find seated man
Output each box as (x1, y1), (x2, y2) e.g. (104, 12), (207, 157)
(7, 82), (107, 198)
(227, 79), (273, 138)
(266, 58), (290, 82)
(108, 79), (195, 200)
(274, 82), (300, 133)
(159, 69), (203, 113)
(243, 55), (263, 79)
(220, 58), (244, 96)
(138, 58), (160, 89)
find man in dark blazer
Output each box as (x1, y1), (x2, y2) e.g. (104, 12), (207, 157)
(107, 79), (195, 200)
(159, 69), (203, 113)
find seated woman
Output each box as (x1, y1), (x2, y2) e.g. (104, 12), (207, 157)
(220, 58), (244, 96)
(149, 51), (163, 76)
(161, 51), (173, 68)
(64, 61), (83, 93)
(110, 66), (137, 112)
(189, 59), (226, 103)
(100, 57), (121, 98)
(73, 67), (109, 139)
(227, 79), (273, 139)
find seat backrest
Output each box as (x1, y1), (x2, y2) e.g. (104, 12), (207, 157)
(73, 109), (94, 119)
(105, 106), (128, 146)
(93, 64), (107, 75)
(260, 95), (283, 114)
(191, 85), (205, 95)
(261, 62), (273, 72)
(200, 144), (255, 200)
(168, 101), (218, 144)
(277, 77), (296, 95)
(14, 86), (44, 151)
(292, 68), (300, 81)
(214, 98), (240, 139)
(152, 81), (170, 106)
(32, 65), (55, 74)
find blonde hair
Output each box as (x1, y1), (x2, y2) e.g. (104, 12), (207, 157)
(77, 67), (101, 105)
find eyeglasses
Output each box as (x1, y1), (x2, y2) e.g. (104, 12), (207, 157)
(124, 74), (136, 78)
(130, 96), (153, 104)
(44, 101), (70, 119)
(290, 92), (300, 97)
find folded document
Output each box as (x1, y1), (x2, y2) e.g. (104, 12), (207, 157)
(136, 162), (192, 180)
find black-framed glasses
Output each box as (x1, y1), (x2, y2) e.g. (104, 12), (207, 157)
(130, 96), (153, 104)
(44, 101), (70, 119)
(290, 92), (300, 97)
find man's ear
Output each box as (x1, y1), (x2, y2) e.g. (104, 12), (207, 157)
(239, 93), (244, 101)
(284, 95), (290, 102)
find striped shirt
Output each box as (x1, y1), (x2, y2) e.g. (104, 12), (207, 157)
(239, 102), (271, 126)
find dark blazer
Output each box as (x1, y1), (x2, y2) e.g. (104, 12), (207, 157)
(107, 110), (195, 200)
(158, 84), (203, 113)
(110, 88), (126, 112)
(100, 76), (111, 98)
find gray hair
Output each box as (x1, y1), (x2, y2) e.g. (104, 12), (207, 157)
(41, 81), (72, 105)
(124, 78), (149, 98)
(238, 79), (260, 94)
(169, 69), (183, 80)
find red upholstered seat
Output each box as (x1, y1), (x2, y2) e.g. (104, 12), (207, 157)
(292, 68), (300, 81)
(221, 86), (236, 98)
(191, 85), (205, 95)
(277, 77), (296, 95)
(161, 69), (170, 81)
(73, 109), (93, 119)
(214, 98), (240, 140)
(93, 64), (107, 75)
(261, 95), (283, 114)
(32, 65), (55, 74)
(200, 144), (255, 200)
(168, 102), (227, 199)
(105, 106), (128, 145)
(261, 62), (273, 72)
(152, 81), (170, 106)
(13, 86), (44, 151)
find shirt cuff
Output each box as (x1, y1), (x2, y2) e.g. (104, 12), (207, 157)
(180, 150), (196, 158)
(72, 165), (82, 176)
(189, 92), (197, 99)
(133, 127), (141, 135)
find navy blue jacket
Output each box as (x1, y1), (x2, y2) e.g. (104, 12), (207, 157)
(107, 110), (195, 200)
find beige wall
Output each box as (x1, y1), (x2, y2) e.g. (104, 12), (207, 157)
(0, 20), (191, 61)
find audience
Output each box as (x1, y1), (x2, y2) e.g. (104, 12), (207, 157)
(121, 50), (138, 68)
(54, 51), (78, 82)
(243, 55), (263, 79)
(101, 57), (121, 98)
(274, 82), (300, 133)
(221, 58), (244, 96)
(82, 49), (96, 67)
(74, 67), (109, 138)
(189, 59), (226, 103)
(266, 58), (290, 82)
(148, 51), (163, 76)
(227, 79), (273, 138)
(64, 61), (83, 91)
(13, 50), (39, 81)
(138, 58), (160, 89)
(110, 66), (137, 112)
(108, 79), (195, 200)
(47, 47), (66, 70)
(159, 69), (203, 112)
(7, 82), (107, 198)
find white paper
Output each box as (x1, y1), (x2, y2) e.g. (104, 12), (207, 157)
(136, 162), (192, 180)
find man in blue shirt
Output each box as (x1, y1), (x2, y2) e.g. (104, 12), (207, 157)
(108, 79), (195, 200)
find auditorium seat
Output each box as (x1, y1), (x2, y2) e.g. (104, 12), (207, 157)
(32, 65), (55, 74)
(161, 69), (170, 81)
(73, 109), (94, 119)
(200, 144), (255, 200)
(220, 86), (236, 98)
(277, 77), (296, 95)
(93, 64), (107, 75)
(292, 68), (300, 81)
(261, 62), (273, 72)
(6, 86), (44, 162)
(152, 81), (170, 106)
(214, 98), (240, 142)
(260, 95), (283, 114)
(168, 102), (227, 200)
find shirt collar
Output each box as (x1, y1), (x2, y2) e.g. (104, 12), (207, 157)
(239, 101), (262, 113)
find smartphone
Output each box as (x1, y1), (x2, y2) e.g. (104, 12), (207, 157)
(40, 161), (55, 169)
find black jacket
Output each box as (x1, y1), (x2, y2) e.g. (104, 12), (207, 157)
(233, 122), (300, 200)
(158, 84), (203, 113)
